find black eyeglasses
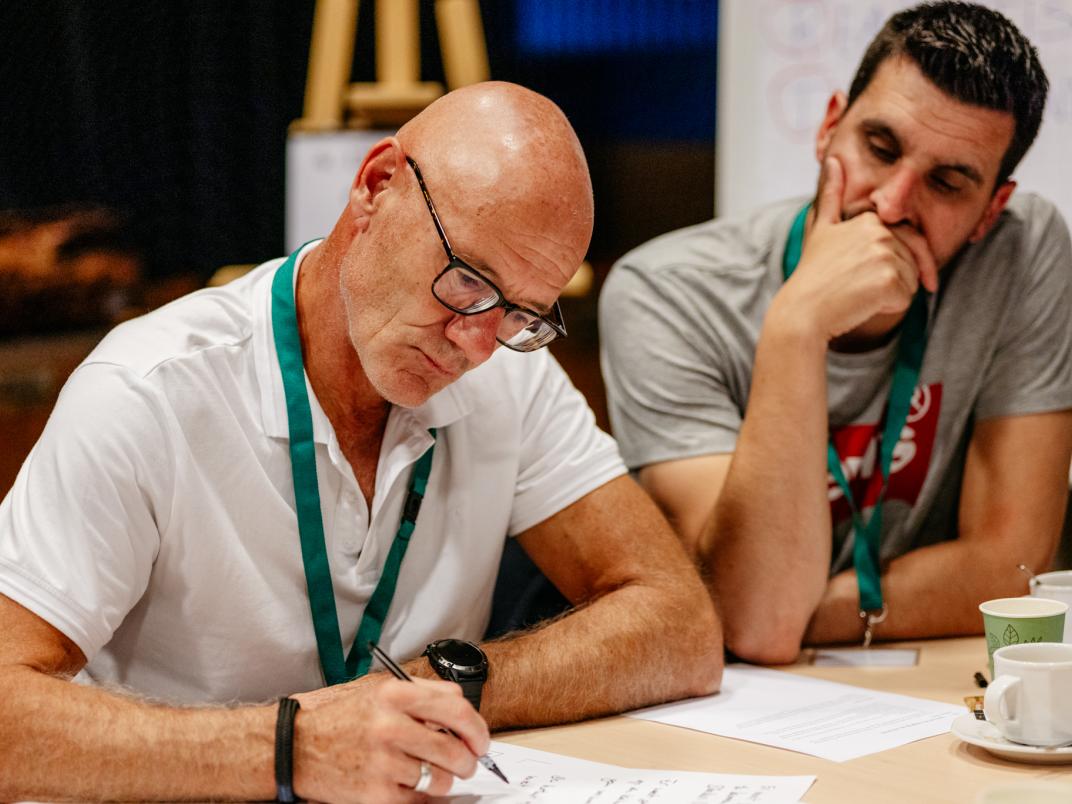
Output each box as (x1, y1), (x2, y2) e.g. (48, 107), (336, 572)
(406, 156), (567, 353)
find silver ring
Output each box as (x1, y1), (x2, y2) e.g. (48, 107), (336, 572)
(414, 760), (433, 793)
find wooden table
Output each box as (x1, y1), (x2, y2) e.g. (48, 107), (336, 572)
(497, 638), (1072, 803)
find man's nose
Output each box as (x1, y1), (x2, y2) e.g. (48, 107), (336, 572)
(444, 307), (503, 365)
(870, 167), (918, 227)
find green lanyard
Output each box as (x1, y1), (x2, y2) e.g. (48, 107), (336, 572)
(782, 206), (928, 620)
(270, 248), (436, 685)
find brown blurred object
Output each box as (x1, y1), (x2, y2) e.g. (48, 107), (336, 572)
(295, 0), (489, 131)
(0, 330), (109, 498)
(0, 205), (163, 499)
(0, 205), (142, 336)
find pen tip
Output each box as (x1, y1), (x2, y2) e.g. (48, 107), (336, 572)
(480, 756), (509, 784)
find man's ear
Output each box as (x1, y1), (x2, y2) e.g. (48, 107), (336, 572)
(348, 137), (406, 223)
(815, 91), (848, 163)
(969, 180), (1016, 243)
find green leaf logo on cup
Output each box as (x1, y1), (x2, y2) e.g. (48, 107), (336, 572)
(1002, 624), (1020, 646)
(979, 597), (1068, 679)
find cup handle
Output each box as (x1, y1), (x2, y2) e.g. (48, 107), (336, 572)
(983, 674), (1021, 731)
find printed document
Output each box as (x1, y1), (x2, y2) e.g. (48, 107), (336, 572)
(629, 666), (963, 762)
(443, 740), (816, 802)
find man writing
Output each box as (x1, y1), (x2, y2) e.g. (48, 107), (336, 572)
(601, 2), (1072, 664)
(0, 82), (721, 801)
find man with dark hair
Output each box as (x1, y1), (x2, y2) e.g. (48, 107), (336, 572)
(848, 2), (1048, 187)
(601, 2), (1072, 663)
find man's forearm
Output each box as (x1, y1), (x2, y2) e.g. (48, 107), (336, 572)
(807, 412), (1072, 645)
(805, 539), (1039, 644)
(486, 579), (722, 729)
(410, 579), (722, 730)
(0, 665), (275, 802)
(702, 307), (835, 662)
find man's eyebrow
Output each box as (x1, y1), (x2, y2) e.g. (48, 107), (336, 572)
(526, 300), (554, 316)
(521, 285), (554, 316)
(473, 262), (553, 316)
(860, 119), (901, 147)
(860, 118), (984, 186)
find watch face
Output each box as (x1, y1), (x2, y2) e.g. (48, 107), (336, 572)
(433, 639), (486, 670)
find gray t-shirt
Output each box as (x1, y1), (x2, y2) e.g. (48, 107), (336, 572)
(600, 194), (1072, 571)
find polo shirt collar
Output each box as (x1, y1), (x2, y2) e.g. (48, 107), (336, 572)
(254, 242), (473, 444)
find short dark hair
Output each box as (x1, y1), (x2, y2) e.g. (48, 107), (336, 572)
(847, 1), (1048, 187)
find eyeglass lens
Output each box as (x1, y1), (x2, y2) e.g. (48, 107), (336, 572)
(433, 265), (557, 351)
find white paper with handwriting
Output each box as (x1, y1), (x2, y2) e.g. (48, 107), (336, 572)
(440, 740), (814, 802)
(629, 666), (963, 762)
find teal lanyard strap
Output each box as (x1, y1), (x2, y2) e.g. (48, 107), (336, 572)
(270, 249), (436, 685)
(782, 205), (928, 614)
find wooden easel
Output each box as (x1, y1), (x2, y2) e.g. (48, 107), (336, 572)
(294, 0), (490, 130)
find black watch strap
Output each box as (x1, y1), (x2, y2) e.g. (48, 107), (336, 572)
(456, 677), (483, 711)
(424, 641), (487, 711)
(275, 697), (301, 802)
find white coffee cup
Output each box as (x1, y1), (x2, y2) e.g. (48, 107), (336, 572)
(1031, 571), (1072, 642)
(983, 642), (1072, 747)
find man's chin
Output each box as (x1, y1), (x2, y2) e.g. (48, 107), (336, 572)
(373, 370), (450, 409)
(359, 344), (467, 408)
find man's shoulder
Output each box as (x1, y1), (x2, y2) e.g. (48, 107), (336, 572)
(991, 192), (1069, 246)
(85, 259), (280, 380)
(601, 197), (804, 324)
(957, 193), (1070, 291)
(1003, 191), (1062, 219)
(613, 197), (805, 280)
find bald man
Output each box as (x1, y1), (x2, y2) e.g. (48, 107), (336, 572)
(0, 83), (720, 802)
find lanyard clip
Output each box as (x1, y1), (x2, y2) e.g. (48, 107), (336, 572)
(859, 605), (888, 648)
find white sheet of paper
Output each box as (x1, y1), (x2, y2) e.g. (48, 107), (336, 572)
(441, 740), (815, 803)
(628, 665), (963, 762)
(810, 647), (920, 667)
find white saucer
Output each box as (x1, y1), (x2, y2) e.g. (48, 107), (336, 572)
(952, 714), (1072, 765)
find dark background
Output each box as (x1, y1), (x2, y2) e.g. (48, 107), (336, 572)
(0, 0), (718, 280)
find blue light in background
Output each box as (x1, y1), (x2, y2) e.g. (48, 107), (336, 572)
(517, 0), (717, 55)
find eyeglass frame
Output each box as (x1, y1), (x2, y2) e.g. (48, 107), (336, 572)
(405, 155), (568, 351)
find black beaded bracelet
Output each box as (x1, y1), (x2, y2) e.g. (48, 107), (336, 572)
(274, 697), (301, 802)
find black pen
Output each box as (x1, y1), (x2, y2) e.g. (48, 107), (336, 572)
(368, 641), (509, 784)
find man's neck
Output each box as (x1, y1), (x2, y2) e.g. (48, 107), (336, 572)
(294, 243), (391, 439)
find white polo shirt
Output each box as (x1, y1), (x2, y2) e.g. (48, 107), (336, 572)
(0, 244), (625, 704)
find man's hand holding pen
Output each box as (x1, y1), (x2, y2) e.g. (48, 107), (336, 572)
(292, 675), (490, 802)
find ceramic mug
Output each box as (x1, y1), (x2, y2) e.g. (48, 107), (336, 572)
(983, 642), (1072, 747)
(1031, 571), (1072, 642)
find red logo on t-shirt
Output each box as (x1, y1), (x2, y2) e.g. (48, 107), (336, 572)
(828, 383), (942, 523)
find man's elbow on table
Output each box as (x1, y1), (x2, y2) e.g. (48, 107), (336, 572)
(721, 610), (805, 667)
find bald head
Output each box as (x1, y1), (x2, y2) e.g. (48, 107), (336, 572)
(306, 82), (595, 411)
(397, 82), (594, 268)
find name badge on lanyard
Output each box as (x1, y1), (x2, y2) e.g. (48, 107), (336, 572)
(270, 246), (436, 684)
(782, 206), (929, 646)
